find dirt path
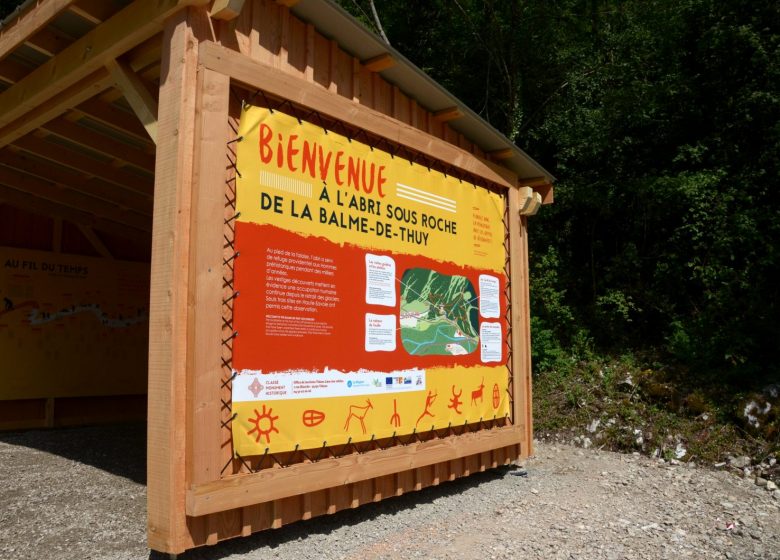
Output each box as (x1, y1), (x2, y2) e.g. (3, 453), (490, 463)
(1, 425), (778, 559)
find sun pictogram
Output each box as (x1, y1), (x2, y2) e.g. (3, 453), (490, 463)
(247, 404), (279, 444)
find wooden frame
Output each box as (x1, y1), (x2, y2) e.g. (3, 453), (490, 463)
(146, 26), (535, 552)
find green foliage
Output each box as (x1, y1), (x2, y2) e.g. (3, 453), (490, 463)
(338, 0), (779, 455)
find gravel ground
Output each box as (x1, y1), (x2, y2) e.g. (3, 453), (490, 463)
(1, 424), (779, 560)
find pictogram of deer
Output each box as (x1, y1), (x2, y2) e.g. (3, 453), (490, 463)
(471, 378), (485, 405)
(344, 398), (373, 434)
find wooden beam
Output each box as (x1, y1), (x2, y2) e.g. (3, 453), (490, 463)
(40, 117), (156, 172)
(0, 164), (150, 231)
(106, 58), (159, 143)
(125, 35), (164, 74)
(72, 98), (154, 145)
(78, 225), (113, 258)
(518, 176), (548, 187)
(0, 59), (30, 85)
(519, 176), (554, 204)
(488, 148), (514, 161)
(533, 182), (554, 204)
(11, 134), (153, 196)
(0, 0), (210, 132)
(433, 106), (464, 122)
(0, 184), (149, 240)
(0, 0), (77, 62)
(0, 69), (114, 149)
(362, 53), (395, 73)
(210, 0), (246, 20)
(0, 149), (152, 215)
(25, 27), (72, 57)
(147, 7), (211, 554)
(198, 42), (515, 189)
(187, 427), (523, 516)
(67, 0), (118, 25)
(275, 0), (300, 6)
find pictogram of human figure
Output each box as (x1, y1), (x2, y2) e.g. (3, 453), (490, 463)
(415, 390), (437, 427)
(389, 398), (401, 427)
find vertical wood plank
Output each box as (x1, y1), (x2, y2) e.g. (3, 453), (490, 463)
(359, 65), (373, 108)
(352, 58), (360, 102)
(147, 6), (212, 554)
(328, 39), (338, 93)
(520, 217), (534, 455)
(277, 3), (289, 71)
(285, 16), (305, 76)
(241, 505), (261, 536)
(253, 0), (279, 66)
(508, 188), (533, 458)
(52, 217), (62, 252)
(188, 68), (231, 490)
(299, 22), (313, 81)
(312, 33), (329, 88)
(229, 0), (253, 55)
(308, 489), (328, 517)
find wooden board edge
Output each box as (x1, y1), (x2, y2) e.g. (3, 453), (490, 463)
(186, 426), (522, 516)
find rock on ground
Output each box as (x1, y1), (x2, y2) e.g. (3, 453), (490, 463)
(1, 424), (779, 560)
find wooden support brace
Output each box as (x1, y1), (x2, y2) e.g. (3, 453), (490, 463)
(489, 148), (514, 160)
(0, 0), (210, 136)
(516, 186), (542, 216)
(433, 106), (463, 122)
(210, 0), (246, 20)
(519, 177), (554, 204)
(363, 53), (395, 73)
(106, 59), (159, 144)
(78, 225), (114, 258)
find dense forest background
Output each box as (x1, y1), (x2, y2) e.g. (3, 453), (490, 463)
(1, 1), (777, 455)
(337, 0), (779, 387)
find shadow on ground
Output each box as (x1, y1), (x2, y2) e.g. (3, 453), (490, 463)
(159, 465), (517, 560)
(0, 422), (522, 559)
(0, 422), (146, 484)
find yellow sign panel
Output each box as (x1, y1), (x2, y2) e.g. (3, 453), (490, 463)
(0, 247), (149, 400)
(231, 107), (510, 456)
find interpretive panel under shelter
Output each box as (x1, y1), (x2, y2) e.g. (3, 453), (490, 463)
(231, 107), (510, 455)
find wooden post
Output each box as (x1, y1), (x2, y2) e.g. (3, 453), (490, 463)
(508, 188), (534, 457)
(186, 66), (231, 523)
(147, 6), (211, 554)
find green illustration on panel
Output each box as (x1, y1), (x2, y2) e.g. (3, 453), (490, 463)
(400, 268), (479, 356)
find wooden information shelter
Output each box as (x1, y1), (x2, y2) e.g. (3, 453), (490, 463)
(0, 0), (553, 554)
